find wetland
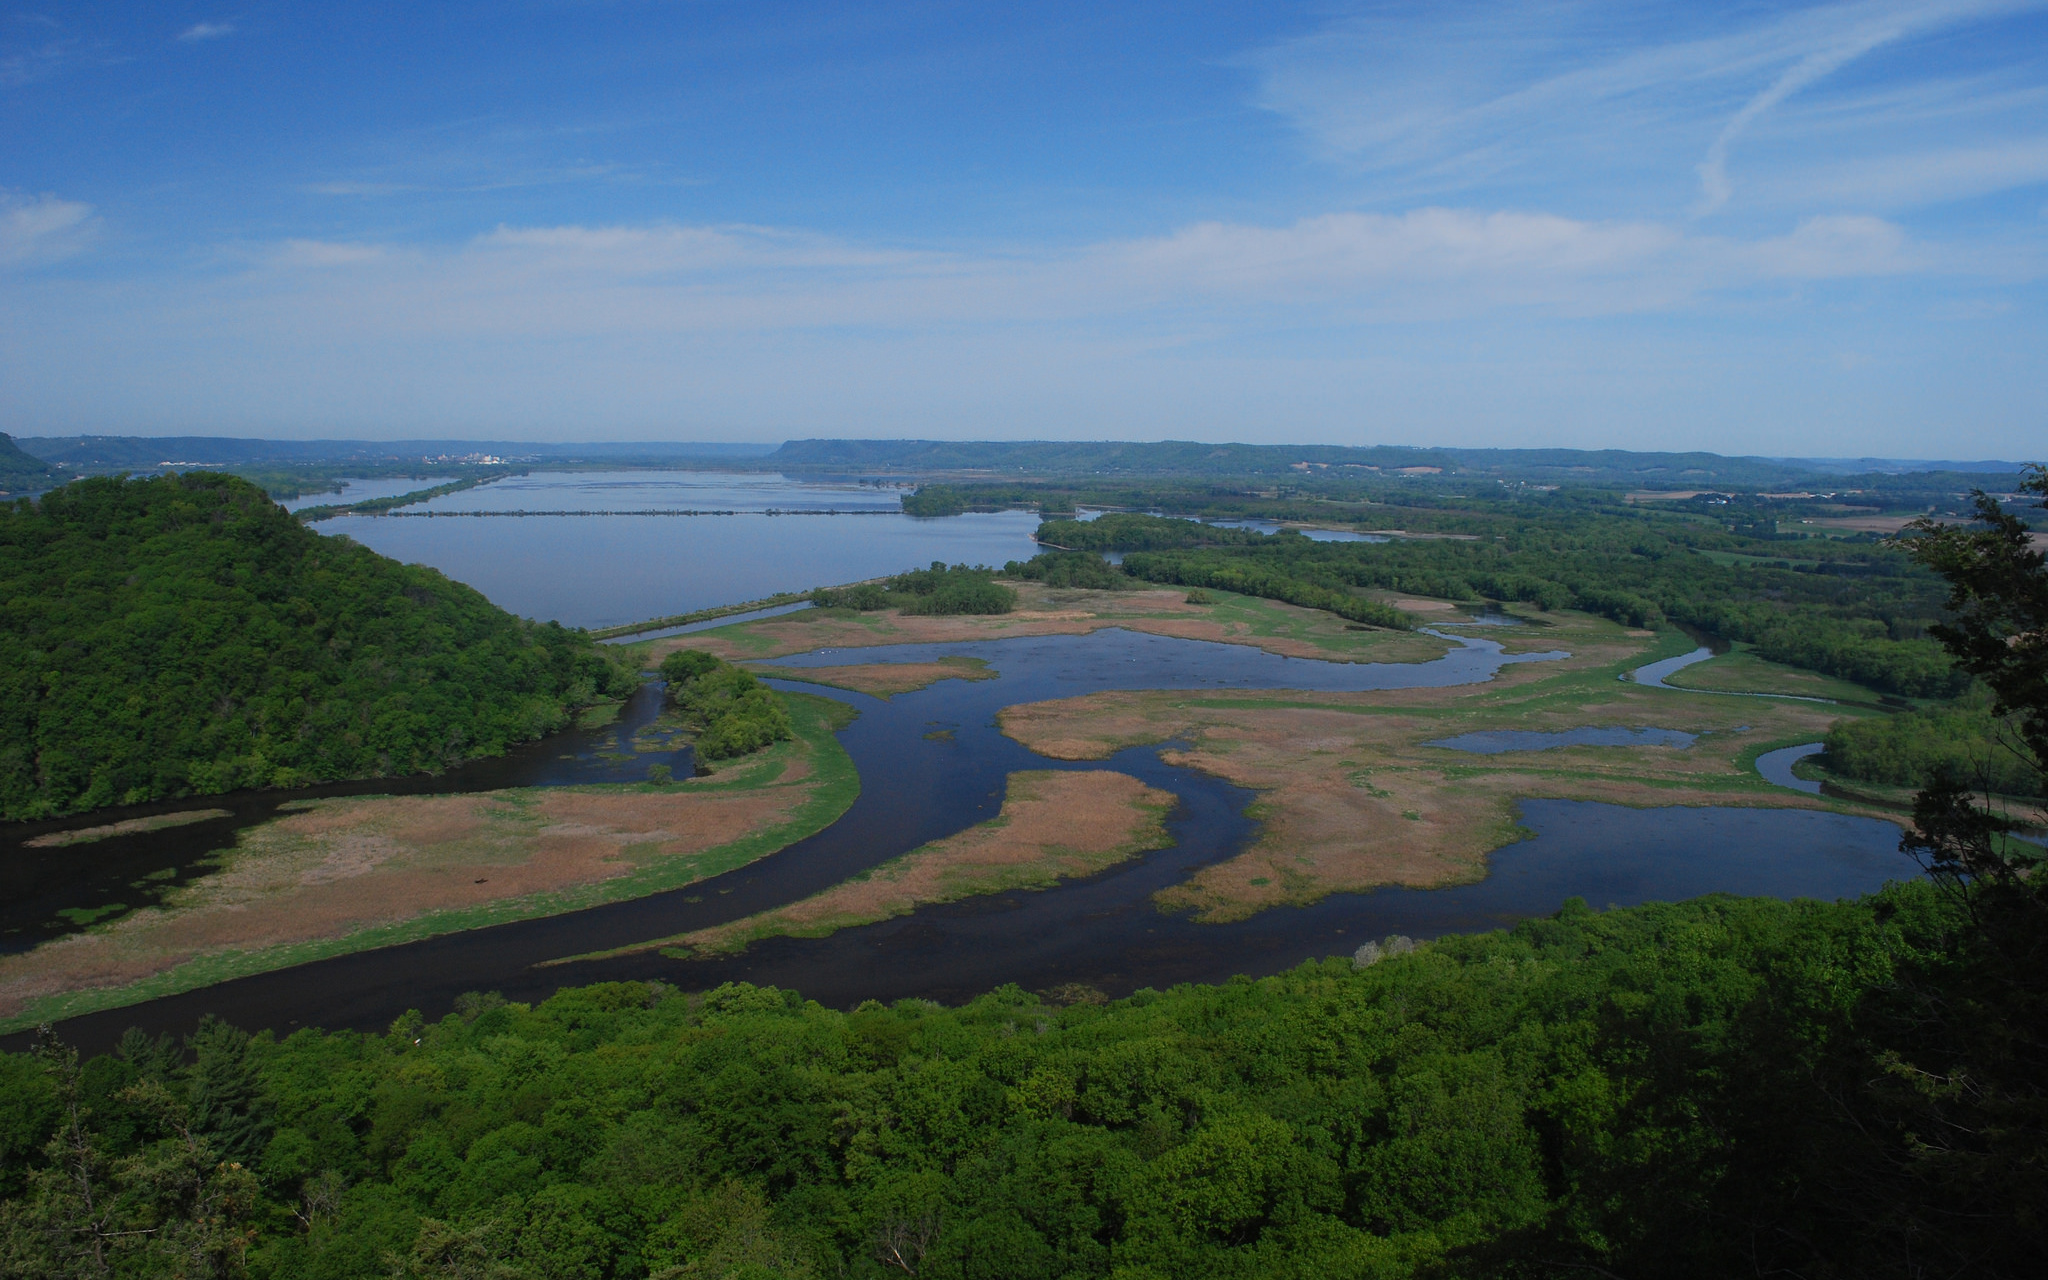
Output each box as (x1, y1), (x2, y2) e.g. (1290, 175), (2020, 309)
(5, 576), (1912, 1047)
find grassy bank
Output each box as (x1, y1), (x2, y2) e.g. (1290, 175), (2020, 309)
(0, 692), (859, 1033)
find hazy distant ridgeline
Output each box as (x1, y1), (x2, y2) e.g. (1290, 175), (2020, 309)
(10, 434), (2028, 494)
(0, 434), (55, 493)
(0, 473), (633, 820)
(767, 438), (2029, 487)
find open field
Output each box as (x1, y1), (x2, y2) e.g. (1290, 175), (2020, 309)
(750, 654), (997, 697)
(649, 582), (1454, 666)
(997, 617), (1894, 922)
(1659, 645), (1905, 706)
(0, 693), (858, 1032)
(1797, 515), (1918, 534)
(633, 769), (1173, 958)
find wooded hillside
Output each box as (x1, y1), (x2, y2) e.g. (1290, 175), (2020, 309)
(0, 473), (632, 819)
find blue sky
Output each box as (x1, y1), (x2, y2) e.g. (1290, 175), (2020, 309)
(3, 2), (2045, 454)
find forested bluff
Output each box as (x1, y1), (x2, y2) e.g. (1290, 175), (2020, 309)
(0, 474), (635, 820)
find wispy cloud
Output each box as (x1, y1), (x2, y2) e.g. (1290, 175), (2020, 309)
(1245, 0), (2048, 215)
(0, 190), (96, 267)
(177, 22), (236, 43)
(212, 205), (1976, 344)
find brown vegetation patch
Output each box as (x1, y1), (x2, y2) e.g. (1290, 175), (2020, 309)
(672, 770), (1173, 955)
(651, 583), (1445, 665)
(0, 784), (813, 1020)
(749, 656), (996, 697)
(1801, 515), (1919, 534)
(25, 809), (233, 848)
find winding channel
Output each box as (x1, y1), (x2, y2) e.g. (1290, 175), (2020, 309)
(10, 628), (1911, 1054)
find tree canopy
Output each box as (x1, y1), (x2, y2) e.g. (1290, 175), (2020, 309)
(0, 474), (633, 819)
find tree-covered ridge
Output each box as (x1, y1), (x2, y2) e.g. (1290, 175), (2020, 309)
(0, 434), (54, 493)
(3, 884), (2040, 1278)
(0, 474), (634, 820)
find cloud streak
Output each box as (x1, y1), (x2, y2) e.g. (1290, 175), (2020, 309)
(177, 22), (236, 43)
(1246, 0), (2048, 215)
(0, 191), (96, 268)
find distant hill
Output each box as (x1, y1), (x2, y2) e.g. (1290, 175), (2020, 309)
(0, 473), (632, 820)
(766, 438), (2026, 489)
(0, 434), (54, 494)
(15, 435), (776, 471)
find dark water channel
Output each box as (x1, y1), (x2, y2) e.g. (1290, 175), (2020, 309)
(12, 629), (1913, 1054)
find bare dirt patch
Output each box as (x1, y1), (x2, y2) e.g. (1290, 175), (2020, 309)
(0, 781), (815, 1021)
(26, 809), (233, 848)
(750, 656), (996, 697)
(667, 770), (1173, 956)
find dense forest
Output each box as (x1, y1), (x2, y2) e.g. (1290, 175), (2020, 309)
(0, 474), (634, 820)
(1028, 507), (1964, 696)
(3, 879), (2042, 1279)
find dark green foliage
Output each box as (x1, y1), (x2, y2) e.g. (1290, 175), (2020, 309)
(1120, 550), (1416, 630)
(0, 474), (634, 819)
(660, 651), (794, 763)
(1906, 464), (2048, 777)
(7, 887), (2042, 1278)
(186, 1017), (274, 1167)
(1002, 551), (1130, 591)
(810, 564), (1016, 616)
(0, 435), (54, 493)
(1037, 514), (1267, 552)
(885, 563), (1017, 616)
(899, 486), (969, 517)
(808, 583), (892, 610)
(1824, 688), (2039, 795)
(1034, 503), (1964, 695)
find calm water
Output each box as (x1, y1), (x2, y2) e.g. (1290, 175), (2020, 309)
(21, 630), (1910, 1054)
(319, 471), (1043, 629)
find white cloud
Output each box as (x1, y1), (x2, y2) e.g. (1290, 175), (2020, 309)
(0, 190), (96, 268)
(1244, 0), (2048, 214)
(215, 206), (1960, 346)
(177, 22), (235, 43)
